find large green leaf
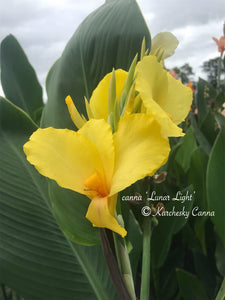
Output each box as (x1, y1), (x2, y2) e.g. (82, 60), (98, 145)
(206, 113), (225, 246)
(215, 236), (225, 277)
(176, 269), (209, 300)
(190, 112), (211, 156)
(0, 96), (117, 300)
(188, 147), (208, 252)
(175, 127), (197, 173)
(157, 246), (184, 300)
(188, 147), (208, 210)
(193, 251), (217, 299)
(200, 110), (218, 146)
(41, 0), (151, 129)
(0, 35), (43, 121)
(49, 181), (100, 245)
(151, 186), (194, 268)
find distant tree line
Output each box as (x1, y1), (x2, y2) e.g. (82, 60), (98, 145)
(170, 56), (225, 89)
(202, 57), (225, 87)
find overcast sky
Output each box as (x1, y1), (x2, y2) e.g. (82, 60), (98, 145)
(0, 0), (224, 99)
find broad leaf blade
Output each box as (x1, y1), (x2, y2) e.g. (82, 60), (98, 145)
(0, 96), (117, 300)
(188, 147), (208, 210)
(41, 0), (151, 129)
(188, 147), (208, 252)
(0, 35), (43, 120)
(190, 112), (211, 156)
(215, 236), (225, 277)
(193, 251), (217, 299)
(206, 113), (225, 246)
(49, 181), (100, 245)
(175, 127), (198, 173)
(176, 269), (209, 300)
(200, 111), (218, 146)
(151, 186), (194, 268)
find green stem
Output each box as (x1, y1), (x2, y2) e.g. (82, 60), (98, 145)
(215, 278), (225, 300)
(114, 215), (136, 300)
(100, 229), (133, 300)
(113, 232), (122, 272)
(140, 215), (151, 300)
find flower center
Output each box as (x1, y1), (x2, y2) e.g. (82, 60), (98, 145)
(84, 172), (108, 197)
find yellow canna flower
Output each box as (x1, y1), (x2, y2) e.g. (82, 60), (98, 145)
(23, 114), (170, 237)
(65, 57), (138, 131)
(135, 55), (193, 137)
(151, 32), (179, 61)
(65, 69), (128, 129)
(89, 69), (128, 121)
(65, 55), (192, 138)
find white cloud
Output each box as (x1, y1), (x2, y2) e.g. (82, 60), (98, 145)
(143, 12), (155, 22)
(0, 0), (105, 98)
(139, 0), (225, 33)
(165, 18), (224, 79)
(0, 0), (224, 98)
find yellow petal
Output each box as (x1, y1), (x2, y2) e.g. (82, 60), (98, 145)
(163, 73), (193, 124)
(89, 69), (127, 120)
(79, 119), (114, 191)
(110, 114), (170, 196)
(65, 95), (87, 129)
(136, 55), (168, 108)
(136, 74), (184, 137)
(86, 196), (127, 237)
(151, 32), (179, 60)
(23, 127), (103, 195)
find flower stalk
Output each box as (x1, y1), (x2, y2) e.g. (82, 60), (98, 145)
(140, 212), (151, 300)
(100, 229), (133, 300)
(114, 215), (136, 300)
